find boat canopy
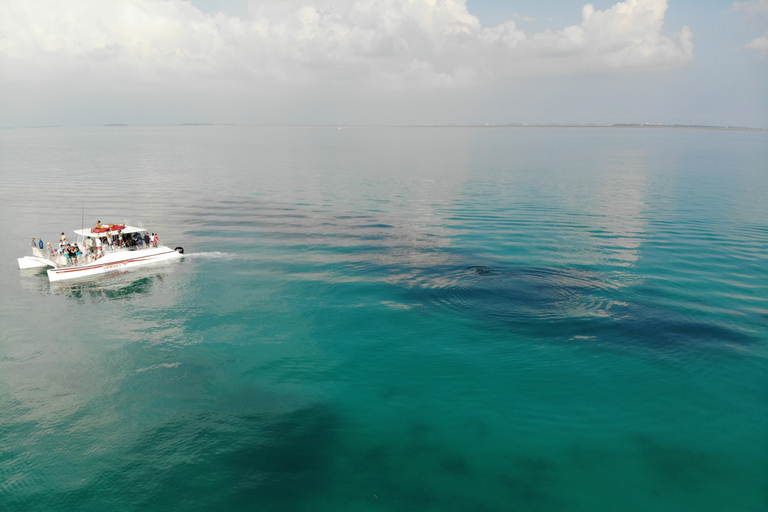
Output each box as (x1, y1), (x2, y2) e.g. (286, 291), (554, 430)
(74, 225), (147, 237)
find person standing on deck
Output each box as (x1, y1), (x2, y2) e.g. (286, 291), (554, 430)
(82, 239), (91, 262)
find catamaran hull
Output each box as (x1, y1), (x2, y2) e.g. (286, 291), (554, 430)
(18, 256), (57, 269)
(47, 247), (183, 282)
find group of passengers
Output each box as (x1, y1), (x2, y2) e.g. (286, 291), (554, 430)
(52, 236), (93, 266)
(107, 231), (160, 250)
(42, 237), (86, 266)
(40, 229), (162, 267)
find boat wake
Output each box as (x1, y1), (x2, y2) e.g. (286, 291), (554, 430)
(182, 251), (241, 259)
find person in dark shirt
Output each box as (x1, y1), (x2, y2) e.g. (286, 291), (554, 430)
(67, 244), (77, 266)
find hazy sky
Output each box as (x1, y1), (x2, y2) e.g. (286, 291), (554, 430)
(1, 0), (766, 127)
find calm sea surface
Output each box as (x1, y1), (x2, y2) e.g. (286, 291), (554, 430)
(1, 126), (766, 511)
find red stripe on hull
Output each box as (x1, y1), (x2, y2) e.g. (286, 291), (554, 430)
(48, 250), (179, 275)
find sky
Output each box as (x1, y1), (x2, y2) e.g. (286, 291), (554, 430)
(0, 0), (766, 127)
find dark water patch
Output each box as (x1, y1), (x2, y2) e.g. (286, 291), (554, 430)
(467, 265), (493, 275)
(340, 440), (448, 511)
(221, 405), (340, 506)
(400, 260), (763, 356)
(23, 403), (344, 511)
(332, 419), (569, 512)
(408, 419), (436, 440)
(579, 298), (763, 353)
(404, 264), (613, 324)
(495, 455), (560, 512)
(632, 433), (723, 491)
(440, 455), (472, 475)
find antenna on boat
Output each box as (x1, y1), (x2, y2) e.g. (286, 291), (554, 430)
(81, 203), (85, 232)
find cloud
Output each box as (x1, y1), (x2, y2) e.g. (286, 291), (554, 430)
(745, 34), (768, 50)
(0, 0), (693, 92)
(733, 1), (768, 53)
(733, 0), (768, 13)
(480, 1), (692, 73)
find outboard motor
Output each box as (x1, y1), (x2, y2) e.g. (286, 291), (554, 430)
(175, 247), (184, 254)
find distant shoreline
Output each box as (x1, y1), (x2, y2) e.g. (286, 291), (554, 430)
(2, 123), (766, 131)
(400, 124), (767, 131)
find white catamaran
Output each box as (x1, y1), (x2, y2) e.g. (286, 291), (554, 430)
(18, 223), (184, 282)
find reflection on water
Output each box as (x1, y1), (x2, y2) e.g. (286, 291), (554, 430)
(17, 267), (178, 303)
(49, 273), (163, 303)
(17, 268), (51, 294)
(591, 149), (648, 266)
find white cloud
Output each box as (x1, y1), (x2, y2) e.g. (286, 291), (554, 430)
(733, 0), (768, 13)
(481, 0), (692, 72)
(0, 0), (693, 92)
(746, 34), (768, 50)
(733, 1), (768, 53)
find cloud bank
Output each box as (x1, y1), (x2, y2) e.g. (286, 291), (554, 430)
(1, 0), (693, 91)
(733, 0), (768, 13)
(734, 0), (768, 54)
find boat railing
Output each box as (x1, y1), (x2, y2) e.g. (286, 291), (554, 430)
(50, 239), (158, 267)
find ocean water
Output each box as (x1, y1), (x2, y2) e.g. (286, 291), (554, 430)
(0, 125), (766, 512)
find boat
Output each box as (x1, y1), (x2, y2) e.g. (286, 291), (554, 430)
(18, 223), (184, 282)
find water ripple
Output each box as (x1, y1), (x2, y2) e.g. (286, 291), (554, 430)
(405, 264), (615, 322)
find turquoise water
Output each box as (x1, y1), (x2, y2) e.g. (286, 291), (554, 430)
(1, 126), (766, 511)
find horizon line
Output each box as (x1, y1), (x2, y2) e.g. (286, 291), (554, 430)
(3, 123), (767, 131)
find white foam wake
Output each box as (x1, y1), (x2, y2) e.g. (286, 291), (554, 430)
(183, 251), (238, 259)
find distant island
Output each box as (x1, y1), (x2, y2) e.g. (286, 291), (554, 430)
(609, 123), (764, 131)
(411, 123), (766, 131)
